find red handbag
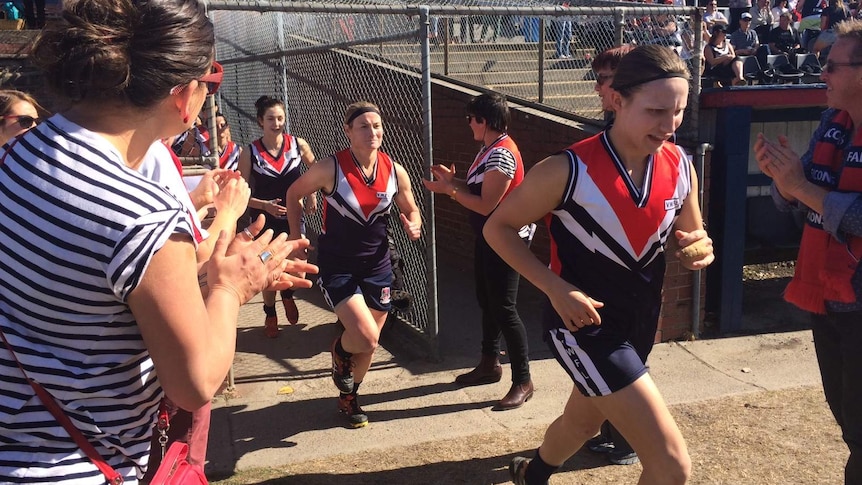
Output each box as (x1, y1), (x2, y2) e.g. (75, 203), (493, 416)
(149, 441), (208, 484)
(0, 329), (207, 484)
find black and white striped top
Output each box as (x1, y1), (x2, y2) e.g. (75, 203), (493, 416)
(0, 115), (194, 483)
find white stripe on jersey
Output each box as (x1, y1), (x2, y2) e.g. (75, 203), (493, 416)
(250, 134), (301, 178)
(0, 114), (193, 483)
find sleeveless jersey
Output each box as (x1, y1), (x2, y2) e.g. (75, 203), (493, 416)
(318, 148), (398, 274)
(465, 134), (525, 234)
(248, 134), (303, 220)
(219, 140), (240, 171)
(545, 131), (692, 336)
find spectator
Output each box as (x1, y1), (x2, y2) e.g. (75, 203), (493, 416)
(285, 101), (422, 428)
(21, 0), (43, 29)
(705, 23), (748, 85)
(488, 45), (713, 485)
(423, 93), (536, 412)
(237, 95), (317, 338)
(704, 0), (730, 30)
(554, 4), (573, 59)
(0, 89), (44, 146)
(754, 19), (862, 484)
(812, 0), (851, 57)
(773, 0), (792, 25)
(730, 0), (754, 32)
(768, 11), (803, 58)
(751, 0), (777, 40)
(731, 12), (762, 54)
(0, 0), (314, 482)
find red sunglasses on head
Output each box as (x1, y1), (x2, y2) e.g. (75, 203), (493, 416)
(170, 61), (223, 96)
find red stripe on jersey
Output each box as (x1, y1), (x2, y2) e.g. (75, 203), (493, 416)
(252, 134), (292, 172)
(334, 150), (394, 219)
(578, 140), (681, 256)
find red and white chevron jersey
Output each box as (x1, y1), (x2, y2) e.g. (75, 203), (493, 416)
(219, 140), (240, 171)
(248, 133), (303, 203)
(544, 131), (692, 335)
(318, 148), (399, 274)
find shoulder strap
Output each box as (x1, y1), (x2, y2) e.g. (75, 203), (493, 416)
(0, 329), (125, 485)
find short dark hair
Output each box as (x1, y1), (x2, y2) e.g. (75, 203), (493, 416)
(33, 0), (214, 108)
(465, 92), (510, 133)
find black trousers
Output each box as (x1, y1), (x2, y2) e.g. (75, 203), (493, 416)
(22, 0), (44, 29)
(474, 235), (530, 384)
(811, 310), (862, 484)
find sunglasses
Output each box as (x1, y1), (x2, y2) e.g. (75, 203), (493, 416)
(4, 114), (39, 129)
(595, 72), (614, 85)
(824, 60), (862, 73)
(170, 61), (224, 96)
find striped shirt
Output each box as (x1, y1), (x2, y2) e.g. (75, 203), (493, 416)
(0, 115), (194, 483)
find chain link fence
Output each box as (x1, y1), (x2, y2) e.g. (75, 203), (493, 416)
(208, 0), (704, 356)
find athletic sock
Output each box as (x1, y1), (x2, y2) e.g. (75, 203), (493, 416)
(279, 289), (294, 300)
(263, 304), (276, 318)
(525, 448), (559, 485)
(335, 338), (353, 359)
(352, 382), (361, 394)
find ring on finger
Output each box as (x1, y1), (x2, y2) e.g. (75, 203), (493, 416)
(242, 228), (254, 240)
(258, 250), (273, 264)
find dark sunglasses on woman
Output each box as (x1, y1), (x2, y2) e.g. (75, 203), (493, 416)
(4, 115), (40, 129)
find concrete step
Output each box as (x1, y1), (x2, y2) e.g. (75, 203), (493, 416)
(453, 69), (593, 85)
(366, 42), (595, 57)
(431, 59), (594, 76)
(487, 80), (598, 98)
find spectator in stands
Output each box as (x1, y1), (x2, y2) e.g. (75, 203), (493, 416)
(812, 0), (851, 57)
(0, 89), (44, 146)
(752, 0), (777, 39)
(705, 23), (748, 85)
(768, 11), (803, 57)
(423, 93), (535, 412)
(0, 0), (314, 482)
(773, 0), (792, 25)
(730, 0), (754, 33)
(732, 12), (762, 54)
(704, 0), (730, 30)
(238, 95), (317, 338)
(490, 44), (713, 485)
(22, 0), (44, 29)
(754, 19), (862, 484)
(285, 101), (421, 429)
(681, 16), (712, 69)
(553, 3), (573, 59)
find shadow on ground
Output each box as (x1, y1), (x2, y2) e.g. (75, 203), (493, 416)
(209, 447), (609, 484)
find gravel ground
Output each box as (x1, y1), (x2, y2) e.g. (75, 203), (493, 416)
(210, 386), (844, 485)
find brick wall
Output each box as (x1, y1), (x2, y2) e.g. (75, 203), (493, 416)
(430, 82), (709, 342)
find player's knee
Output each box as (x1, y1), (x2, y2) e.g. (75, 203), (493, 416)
(643, 446), (691, 484)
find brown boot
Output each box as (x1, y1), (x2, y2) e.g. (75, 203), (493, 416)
(455, 354), (502, 386)
(496, 380), (534, 410)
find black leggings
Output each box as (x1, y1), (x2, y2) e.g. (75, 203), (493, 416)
(474, 236), (530, 384)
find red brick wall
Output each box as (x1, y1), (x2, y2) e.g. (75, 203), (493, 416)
(430, 84), (708, 342)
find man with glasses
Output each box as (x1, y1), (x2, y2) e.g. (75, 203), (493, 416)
(590, 44), (635, 125)
(755, 19), (862, 484)
(731, 12), (762, 54)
